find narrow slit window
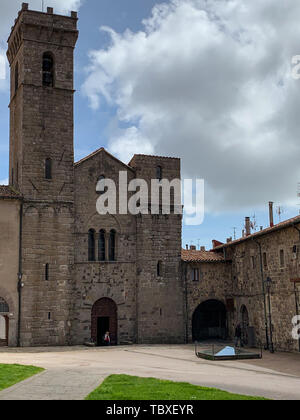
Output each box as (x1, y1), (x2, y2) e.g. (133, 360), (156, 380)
(280, 249), (285, 267)
(192, 268), (199, 282)
(15, 62), (19, 94)
(263, 252), (267, 269)
(45, 158), (52, 180)
(157, 261), (163, 277)
(45, 264), (49, 281)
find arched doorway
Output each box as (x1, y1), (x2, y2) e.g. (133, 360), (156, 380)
(0, 297), (9, 347)
(192, 300), (227, 341)
(240, 305), (249, 345)
(91, 298), (118, 346)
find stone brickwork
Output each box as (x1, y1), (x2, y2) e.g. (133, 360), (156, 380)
(7, 5), (78, 346)
(217, 224), (300, 352)
(130, 155), (185, 344)
(182, 260), (233, 342)
(0, 196), (21, 347)
(71, 150), (185, 345)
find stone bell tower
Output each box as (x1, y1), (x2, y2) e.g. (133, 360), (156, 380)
(7, 3), (78, 346)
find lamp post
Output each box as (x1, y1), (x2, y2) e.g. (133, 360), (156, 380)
(265, 277), (274, 353)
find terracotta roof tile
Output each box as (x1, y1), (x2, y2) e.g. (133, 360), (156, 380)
(181, 249), (225, 263)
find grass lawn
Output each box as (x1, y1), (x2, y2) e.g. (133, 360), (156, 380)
(0, 364), (44, 392)
(86, 375), (267, 400)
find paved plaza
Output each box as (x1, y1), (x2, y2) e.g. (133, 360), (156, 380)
(0, 345), (300, 400)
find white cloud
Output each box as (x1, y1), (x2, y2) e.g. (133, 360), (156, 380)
(82, 0), (300, 212)
(108, 127), (154, 163)
(0, 178), (8, 186)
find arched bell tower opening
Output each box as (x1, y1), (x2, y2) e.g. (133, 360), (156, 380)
(91, 298), (118, 346)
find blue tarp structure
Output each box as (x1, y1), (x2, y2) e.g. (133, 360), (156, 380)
(215, 346), (236, 357)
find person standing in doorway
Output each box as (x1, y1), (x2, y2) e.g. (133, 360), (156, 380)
(104, 331), (111, 346)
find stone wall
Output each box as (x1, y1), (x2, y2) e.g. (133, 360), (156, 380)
(183, 260), (233, 342)
(72, 149), (137, 345)
(7, 6), (78, 346)
(130, 155), (185, 344)
(0, 198), (20, 346)
(223, 225), (300, 352)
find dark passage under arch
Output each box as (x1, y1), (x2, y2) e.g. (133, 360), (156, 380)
(192, 300), (227, 341)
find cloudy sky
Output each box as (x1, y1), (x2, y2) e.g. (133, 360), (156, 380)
(0, 0), (300, 248)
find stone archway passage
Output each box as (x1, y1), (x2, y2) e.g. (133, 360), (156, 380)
(91, 298), (118, 346)
(192, 300), (227, 341)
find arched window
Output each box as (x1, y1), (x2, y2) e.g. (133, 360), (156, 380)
(98, 230), (106, 261)
(45, 158), (52, 180)
(15, 62), (19, 94)
(88, 229), (96, 262)
(156, 166), (163, 181)
(157, 261), (163, 277)
(43, 52), (54, 87)
(109, 230), (116, 261)
(0, 298), (9, 313)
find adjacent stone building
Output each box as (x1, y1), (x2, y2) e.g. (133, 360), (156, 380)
(0, 4), (299, 352)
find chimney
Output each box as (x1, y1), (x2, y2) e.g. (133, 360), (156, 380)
(245, 217), (251, 236)
(269, 202), (274, 227)
(212, 240), (224, 249)
(186, 244), (189, 250)
(200, 246), (206, 252)
(260, 226), (263, 231)
(190, 245), (196, 251)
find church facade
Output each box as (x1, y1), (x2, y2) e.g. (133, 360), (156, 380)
(0, 4), (299, 352)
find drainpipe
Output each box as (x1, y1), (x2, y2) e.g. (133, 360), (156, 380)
(17, 202), (23, 348)
(252, 238), (269, 350)
(184, 263), (189, 344)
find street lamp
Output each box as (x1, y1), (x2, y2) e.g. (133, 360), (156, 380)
(264, 277), (274, 353)
(17, 273), (24, 291)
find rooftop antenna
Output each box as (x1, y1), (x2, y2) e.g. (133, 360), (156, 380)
(251, 214), (257, 232)
(232, 227), (237, 240)
(197, 239), (201, 250)
(276, 206), (284, 223)
(42, 0), (44, 12)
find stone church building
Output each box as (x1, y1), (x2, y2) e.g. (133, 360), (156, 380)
(0, 4), (299, 352)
